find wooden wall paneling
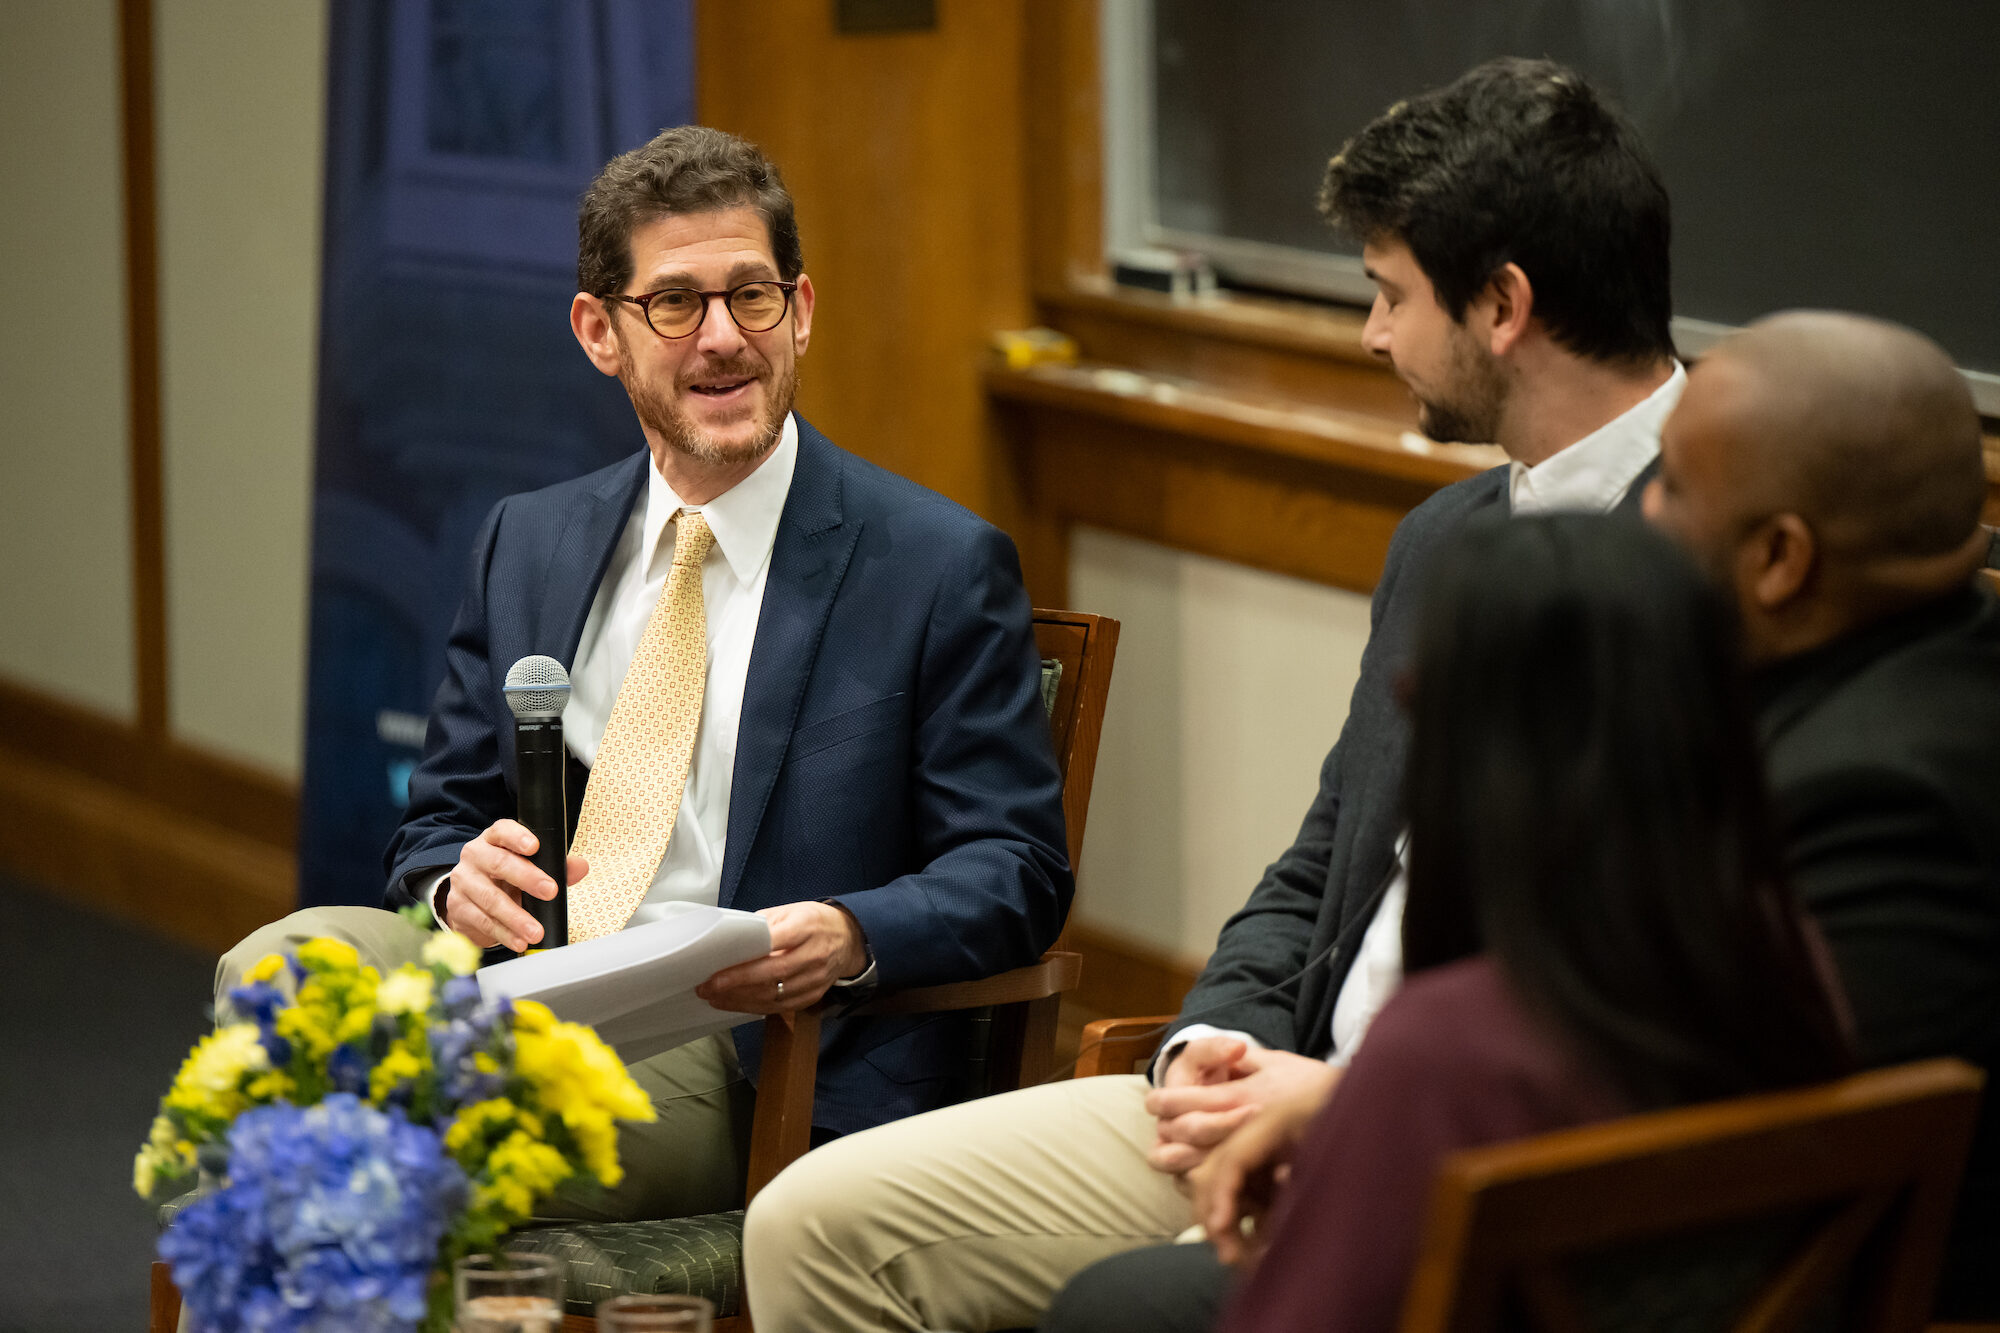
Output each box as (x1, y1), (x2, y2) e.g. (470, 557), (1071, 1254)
(1022, 0), (1103, 291)
(695, 0), (1037, 532)
(1040, 280), (1419, 423)
(1063, 922), (1200, 1024)
(0, 680), (296, 844)
(0, 679), (297, 952)
(993, 363), (1482, 594)
(0, 743), (295, 956)
(1021, 408), (1429, 595)
(119, 0), (168, 736)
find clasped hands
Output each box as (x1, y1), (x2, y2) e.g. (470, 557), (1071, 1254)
(442, 819), (868, 1013)
(1148, 1036), (1340, 1265)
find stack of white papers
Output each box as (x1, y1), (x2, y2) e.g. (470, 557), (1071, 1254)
(475, 902), (773, 1063)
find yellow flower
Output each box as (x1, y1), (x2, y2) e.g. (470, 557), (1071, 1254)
(511, 998), (554, 1033)
(445, 1097), (529, 1156)
(511, 1009), (654, 1187)
(244, 1069), (294, 1104)
(376, 967), (435, 1017)
(276, 1000), (336, 1061)
(368, 1044), (427, 1103)
(131, 1114), (197, 1198)
(243, 952), (287, 985)
(295, 937), (361, 973)
(333, 1004), (376, 1045)
(422, 929), (483, 976)
(475, 1129), (573, 1221)
(163, 1025), (269, 1121)
(131, 1115), (199, 1199)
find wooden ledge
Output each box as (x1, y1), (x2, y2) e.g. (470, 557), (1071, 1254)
(1040, 275), (1379, 366)
(987, 360), (1502, 490)
(859, 950), (1083, 1016)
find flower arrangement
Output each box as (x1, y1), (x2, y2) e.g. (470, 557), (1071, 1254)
(137, 914), (655, 1332)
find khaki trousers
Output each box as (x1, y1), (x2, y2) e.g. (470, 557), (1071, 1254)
(743, 1073), (1192, 1333)
(216, 906), (754, 1220)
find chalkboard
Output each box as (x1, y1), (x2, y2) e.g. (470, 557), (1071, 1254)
(1149, 0), (2000, 383)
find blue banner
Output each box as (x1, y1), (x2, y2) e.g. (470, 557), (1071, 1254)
(299, 0), (694, 907)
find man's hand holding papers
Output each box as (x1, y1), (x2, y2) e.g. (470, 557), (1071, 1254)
(695, 901), (870, 1013)
(475, 902), (774, 1064)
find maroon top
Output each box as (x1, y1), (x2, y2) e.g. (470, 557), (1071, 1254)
(1219, 957), (1627, 1333)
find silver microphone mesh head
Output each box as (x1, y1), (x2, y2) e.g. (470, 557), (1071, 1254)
(503, 655), (571, 720)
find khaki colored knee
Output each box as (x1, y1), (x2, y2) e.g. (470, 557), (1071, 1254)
(214, 905), (429, 1020)
(742, 1140), (876, 1303)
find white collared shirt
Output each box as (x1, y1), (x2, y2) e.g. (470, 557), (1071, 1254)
(1156, 366), (1683, 1082)
(427, 415), (797, 922)
(1507, 363), (1685, 516)
(565, 414), (798, 912)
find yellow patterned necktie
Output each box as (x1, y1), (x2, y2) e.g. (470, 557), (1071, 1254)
(567, 510), (716, 941)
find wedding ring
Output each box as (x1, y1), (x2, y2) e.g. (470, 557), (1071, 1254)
(776, 978), (785, 998)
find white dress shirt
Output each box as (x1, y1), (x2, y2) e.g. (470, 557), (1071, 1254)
(1154, 365), (1685, 1082)
(428, 415), (797, 922)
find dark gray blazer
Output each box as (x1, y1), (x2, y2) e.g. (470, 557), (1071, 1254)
(1166, 466), (1510, 1058)
(1166, 462), (1657, 1059)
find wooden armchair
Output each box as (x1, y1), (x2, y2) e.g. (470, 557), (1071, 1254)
(1075, 1020), (1986, 1333)
(150, 610), (1118, 1333)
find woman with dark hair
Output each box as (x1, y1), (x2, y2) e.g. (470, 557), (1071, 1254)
(1201, 513), (1853, 1333)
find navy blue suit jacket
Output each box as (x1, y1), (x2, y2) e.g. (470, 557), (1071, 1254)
(383, 419), (1072, 1135)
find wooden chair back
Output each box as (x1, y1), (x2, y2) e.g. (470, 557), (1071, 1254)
(1400, 1058), (1983, 1333)
(1033, 609), (1120, 873)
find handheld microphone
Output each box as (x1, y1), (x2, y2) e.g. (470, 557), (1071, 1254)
(503, 655), (572, 950)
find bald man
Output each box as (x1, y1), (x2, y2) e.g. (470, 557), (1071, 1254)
(1647, 312), (2000, 1318)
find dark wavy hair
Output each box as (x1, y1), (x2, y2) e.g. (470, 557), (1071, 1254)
(1401, 515), (1851, 1110)
(577, 125), (803, 297)
(1321, 57), (1674, 368)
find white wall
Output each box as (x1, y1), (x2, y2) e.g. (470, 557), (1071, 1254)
(0, 1), (136, 719)
(1070, 527), (1374, 965)
(155, 0), (327, 777)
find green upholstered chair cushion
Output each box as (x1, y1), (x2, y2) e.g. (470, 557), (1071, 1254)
(505, 1211), (744, 1317)
(1039, 657), (1062, 719)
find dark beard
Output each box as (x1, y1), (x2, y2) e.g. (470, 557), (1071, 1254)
(1417, 396), (1497, 445)
(620, 344), (798, 468)
(1413, 332), (1507, 444)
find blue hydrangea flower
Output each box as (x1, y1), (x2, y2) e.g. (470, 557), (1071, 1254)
(427, 994), (516, 1111)
(161, 1095), (467, 1333)
(438, 976), (483, 1018)
(227, 979), (295, 1066)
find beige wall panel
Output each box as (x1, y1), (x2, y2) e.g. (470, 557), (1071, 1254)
(1071, 527), (1373, 964)
(156, 0), (327, 777)
(0, 1), (136, 719)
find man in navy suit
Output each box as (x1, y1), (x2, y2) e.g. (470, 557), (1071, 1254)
(217, 125), (1070, 1221)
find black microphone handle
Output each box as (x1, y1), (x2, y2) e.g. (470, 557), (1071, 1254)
(513, 716), (569, 949)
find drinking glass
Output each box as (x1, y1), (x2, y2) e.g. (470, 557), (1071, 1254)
(596, 1293), (715, 1331)
(454, 1253), (564, 1332)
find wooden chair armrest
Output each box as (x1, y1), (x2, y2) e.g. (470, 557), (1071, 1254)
(743, 953), (1085, 1200)
(744, 1006), (823, 1203)
(857, 950), (1083, 1016)
(1076, 1015), (1176, 1079)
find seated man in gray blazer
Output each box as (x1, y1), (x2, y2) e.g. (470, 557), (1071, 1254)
(743, 57), (1687, 1333)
